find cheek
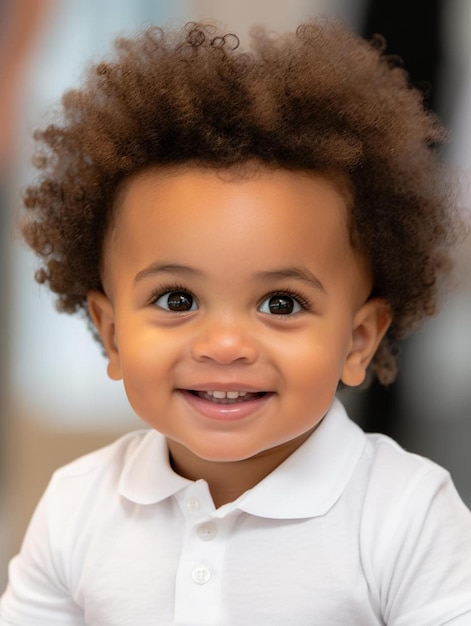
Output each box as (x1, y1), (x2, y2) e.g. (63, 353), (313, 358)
(118, 317), (181, 362)
(278, 329), (349, 382)
(119, 354), (172, 426)
(117, 328), (178, 392)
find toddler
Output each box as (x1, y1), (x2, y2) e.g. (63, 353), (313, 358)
(1, 19), (470, 625)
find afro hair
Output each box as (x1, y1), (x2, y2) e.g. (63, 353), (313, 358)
(21, 19), (460, 384)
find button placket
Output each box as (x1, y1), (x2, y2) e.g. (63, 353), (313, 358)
(174, 485), (240, 625)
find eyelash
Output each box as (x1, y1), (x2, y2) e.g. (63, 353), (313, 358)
(260, 289), (313, 312)
(148, 283), (196, 307)
(147, 284), (313, 313)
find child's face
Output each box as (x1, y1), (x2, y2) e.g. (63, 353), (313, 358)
(89, 165), (390, 467)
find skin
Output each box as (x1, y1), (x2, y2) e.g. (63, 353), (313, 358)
(88, 165), (391, 508)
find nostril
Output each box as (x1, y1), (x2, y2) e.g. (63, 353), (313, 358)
(190, 332), (259, 365)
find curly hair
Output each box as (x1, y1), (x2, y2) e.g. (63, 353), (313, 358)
(22, 19), (459, 385)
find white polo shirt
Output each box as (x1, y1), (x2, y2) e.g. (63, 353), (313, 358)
(1, 398), (471, 625)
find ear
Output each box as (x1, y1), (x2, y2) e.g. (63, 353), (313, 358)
(341, 298), (392, 387)
(87, 291), (122, 381)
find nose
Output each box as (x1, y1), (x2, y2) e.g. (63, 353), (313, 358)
(190, 318), (259, 365)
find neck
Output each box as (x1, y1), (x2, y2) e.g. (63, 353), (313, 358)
(167, 429), (315, 508)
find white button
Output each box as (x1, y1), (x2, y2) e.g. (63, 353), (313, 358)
(197, 522), (217, 541)
(186, 497), (200, 512)
(192, 565), (211, 585)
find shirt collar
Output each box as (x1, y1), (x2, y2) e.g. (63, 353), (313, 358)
(119, 428), (191, 505)
(119, 397), (366, 518)
(236, 397), (366, 519)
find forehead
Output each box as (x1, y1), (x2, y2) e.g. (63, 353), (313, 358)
(103, 164), (364, 290)
(112, 164), (352, 234)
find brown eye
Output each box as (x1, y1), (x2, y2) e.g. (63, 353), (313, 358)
(156, 291), (197, 312)
(258, 294), (301, 315)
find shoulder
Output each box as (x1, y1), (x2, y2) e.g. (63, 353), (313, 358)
(44, 429), (153, 513)
(52, 429), (151, 478)
(358, 430), (470, 579)
(321, 400), (453, 508)
(357, 430), (467, 527)
(356, 432), (471, 622)
(362, 431), (449, 492)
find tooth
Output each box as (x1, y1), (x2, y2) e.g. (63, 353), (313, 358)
(226, 391), (240, 399)
(206, 391), (214, 396)
(212, 391), (227, 399)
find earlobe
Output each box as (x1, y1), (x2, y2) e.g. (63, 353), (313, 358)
(87, 291), (122, 381)
(341, 298), (392, 387)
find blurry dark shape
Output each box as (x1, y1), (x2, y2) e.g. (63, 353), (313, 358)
(348, 0), (445, 441)
(353, 0), (471, 508)
(362, 0), (444, 114)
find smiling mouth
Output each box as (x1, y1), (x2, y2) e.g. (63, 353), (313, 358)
(189, 390), (268, 405)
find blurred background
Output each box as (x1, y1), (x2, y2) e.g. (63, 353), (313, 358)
(1, 0), (470, 589)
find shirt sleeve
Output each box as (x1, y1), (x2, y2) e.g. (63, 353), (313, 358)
(366, 463), (471, 625)
(0, 485), (85, 626)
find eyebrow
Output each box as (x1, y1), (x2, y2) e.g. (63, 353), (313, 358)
(134, 262), (325, 293)
(253, 268), (326, 293)
(134, 263), (202, 283)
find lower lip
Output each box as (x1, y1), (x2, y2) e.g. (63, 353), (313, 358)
(178, 390), (273, 422)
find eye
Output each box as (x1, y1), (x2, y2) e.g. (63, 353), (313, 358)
(155, 290), (198, 312)
(258, 294), (303, 315)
